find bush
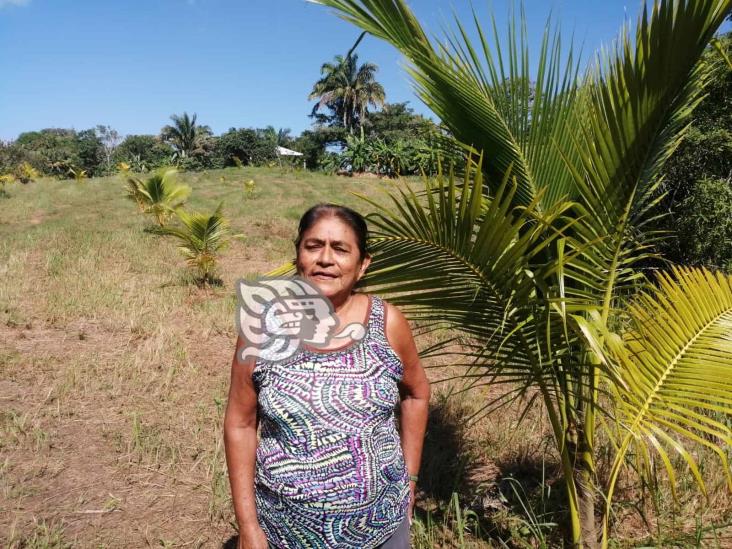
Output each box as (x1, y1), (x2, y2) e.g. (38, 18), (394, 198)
(15, 162), (40, 184)
(674, 177), (732, 271)
(13, 128), (106, 178)
(213, 128), (277, 167)
(75, 129), (106, 176)
(112, 135), (174, 172)
(661, 127), (732, 202)
(176, 156), (206, 172)
(0, 140), (40, 174)
(333, 132), (463, 177)
(0, 174), (15, 196)
(292, 127), (347, 170)
(654, 32), (731, 269)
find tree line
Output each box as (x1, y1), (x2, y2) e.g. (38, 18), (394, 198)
(1, 33), (729, 272)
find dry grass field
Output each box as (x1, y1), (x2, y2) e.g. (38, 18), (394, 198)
(1, 167), (730, 548)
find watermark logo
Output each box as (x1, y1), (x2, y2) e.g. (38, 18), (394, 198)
(235, 276), (367, 362)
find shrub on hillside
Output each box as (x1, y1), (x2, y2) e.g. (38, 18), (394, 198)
(113, 135), (174, 172)
(13, 128), (106, 178)
(213, 128), (278, 168)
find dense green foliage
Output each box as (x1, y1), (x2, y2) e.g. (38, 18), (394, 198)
(325, 102), (460, 176)
(1, 128), (105, 178)
(329, 128), (460, 176)
(675, 177), (732, 269)
(363, 102), (437, 142)
(112, 135), (175, 172)
(214, 127), (278, 168)
(658, 32), (732, 270)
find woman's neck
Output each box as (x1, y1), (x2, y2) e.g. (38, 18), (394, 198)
(329, 290), (356, 314)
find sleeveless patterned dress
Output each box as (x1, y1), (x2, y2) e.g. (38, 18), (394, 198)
(252, 294), (410, 548)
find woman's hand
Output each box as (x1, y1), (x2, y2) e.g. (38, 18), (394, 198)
(238, 523), (268, 549)
(408, 480), (417, 525)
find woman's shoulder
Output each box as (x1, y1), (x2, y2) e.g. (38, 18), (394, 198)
(367, 294), (411, 343)
(368, 294), (405, 319)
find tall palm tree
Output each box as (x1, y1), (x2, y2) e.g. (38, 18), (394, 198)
(160, 112), (212, 158)
(309, 53), (386, 133)
(284, 1), (732, 546)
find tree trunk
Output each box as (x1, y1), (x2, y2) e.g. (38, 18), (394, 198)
(575, 466), (598, 549)
(566, 423), (599, 548)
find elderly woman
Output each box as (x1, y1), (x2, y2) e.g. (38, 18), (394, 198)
(224, 203), (430, 549)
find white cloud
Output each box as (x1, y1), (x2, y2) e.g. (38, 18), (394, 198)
(0, 0), (31, 7)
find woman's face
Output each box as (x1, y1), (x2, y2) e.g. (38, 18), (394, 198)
(296, 216), (371, 300)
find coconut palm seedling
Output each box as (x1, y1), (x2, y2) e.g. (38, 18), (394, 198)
(16, 162), (40, 184)
(125, 168), (191, 227)
(0, 174), (16, 197)
(117, 162), (131, 174)
(296, 1), (732, 546)
(151, 203), (239, 285)
(244, 179), (257, 199)
(67, 167), (88, 182)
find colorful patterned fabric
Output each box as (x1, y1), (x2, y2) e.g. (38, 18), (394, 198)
(252, 294), (410, 548)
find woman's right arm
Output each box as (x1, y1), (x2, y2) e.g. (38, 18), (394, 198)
(223, 335), (268, 549)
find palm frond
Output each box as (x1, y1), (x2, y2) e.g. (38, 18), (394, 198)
(562, 0), (732, 314)
(600, 267), (732, 512)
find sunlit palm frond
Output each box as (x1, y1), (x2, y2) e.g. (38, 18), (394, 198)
(125, 176), (147, 212)
(596, 266), (732, 535)
(563, 0), (732, 310)
(359, 159), (580, 382)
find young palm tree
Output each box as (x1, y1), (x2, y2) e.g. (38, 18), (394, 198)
(151, 203), (235, 285)
(67, 167), (87, 182)
(160, 112), (212, 158)
(309, 53), (386, 133)
(0, 174), (15, 196)
(126, 168), (191, 226)
(285, 1), (732, 546)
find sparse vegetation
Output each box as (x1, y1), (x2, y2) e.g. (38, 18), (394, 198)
(0, 167), (410, 546)
(2, 166), (730, 547)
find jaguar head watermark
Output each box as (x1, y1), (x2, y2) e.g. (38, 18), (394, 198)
(235, 276), (367, 363)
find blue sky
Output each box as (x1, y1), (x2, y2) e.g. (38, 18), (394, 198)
(0, 0), (727, 141)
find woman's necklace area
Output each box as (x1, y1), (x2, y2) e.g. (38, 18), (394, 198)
(300, 292), (363, 353)
(332, 292), (357, 325)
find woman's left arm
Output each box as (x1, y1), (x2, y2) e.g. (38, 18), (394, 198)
(385, 301), (431, 522)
